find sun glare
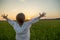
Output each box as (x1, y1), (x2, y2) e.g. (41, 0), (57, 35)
(27, 18), (31, 20)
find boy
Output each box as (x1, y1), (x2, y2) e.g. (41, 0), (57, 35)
(2, 12), (46, 40)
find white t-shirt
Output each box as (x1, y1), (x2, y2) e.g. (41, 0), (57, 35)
(7, 17), (40, 40)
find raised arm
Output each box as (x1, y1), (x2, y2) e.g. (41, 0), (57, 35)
(28, 12), (46, 24)
(1, 14), (15, 26)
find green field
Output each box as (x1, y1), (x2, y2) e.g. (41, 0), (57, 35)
(0, 20), (60, 40)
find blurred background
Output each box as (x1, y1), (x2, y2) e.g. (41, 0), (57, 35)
(0, 0), (60, 20)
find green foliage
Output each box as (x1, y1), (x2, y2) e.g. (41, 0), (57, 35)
(0, 20), (60, 40)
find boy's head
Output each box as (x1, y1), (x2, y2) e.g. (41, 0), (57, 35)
(16, 13), (25, 24)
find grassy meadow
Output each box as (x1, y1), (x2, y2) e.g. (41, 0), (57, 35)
(0, 20), (60, 40)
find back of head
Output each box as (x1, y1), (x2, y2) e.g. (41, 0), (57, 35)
(16, 13), (25, 25)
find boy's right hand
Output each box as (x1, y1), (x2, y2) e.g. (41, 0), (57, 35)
(1, 14), (8, 19)
(39, 12), (46, 18)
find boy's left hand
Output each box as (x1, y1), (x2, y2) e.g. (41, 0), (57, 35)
(1, 14), (8, 19)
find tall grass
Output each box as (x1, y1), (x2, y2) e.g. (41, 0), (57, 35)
(0, 20), (60, 40)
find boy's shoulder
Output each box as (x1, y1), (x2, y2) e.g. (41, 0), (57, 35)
(24, 21), (29, 23)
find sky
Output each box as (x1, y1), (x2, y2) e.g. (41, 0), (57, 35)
(0, 0), (60, 20)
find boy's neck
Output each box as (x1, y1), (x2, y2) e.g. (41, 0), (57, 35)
(18, 22), (23, 26)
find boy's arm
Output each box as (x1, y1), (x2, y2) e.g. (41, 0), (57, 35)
(6, 18), (15, 26)
(28, 16), (40, 24)
(28, 12), (46, 24)
(1, 14), (15, 26)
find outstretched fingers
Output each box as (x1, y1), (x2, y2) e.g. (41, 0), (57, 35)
(39, 12), (46, 17)
(1, 14), (8, 19)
